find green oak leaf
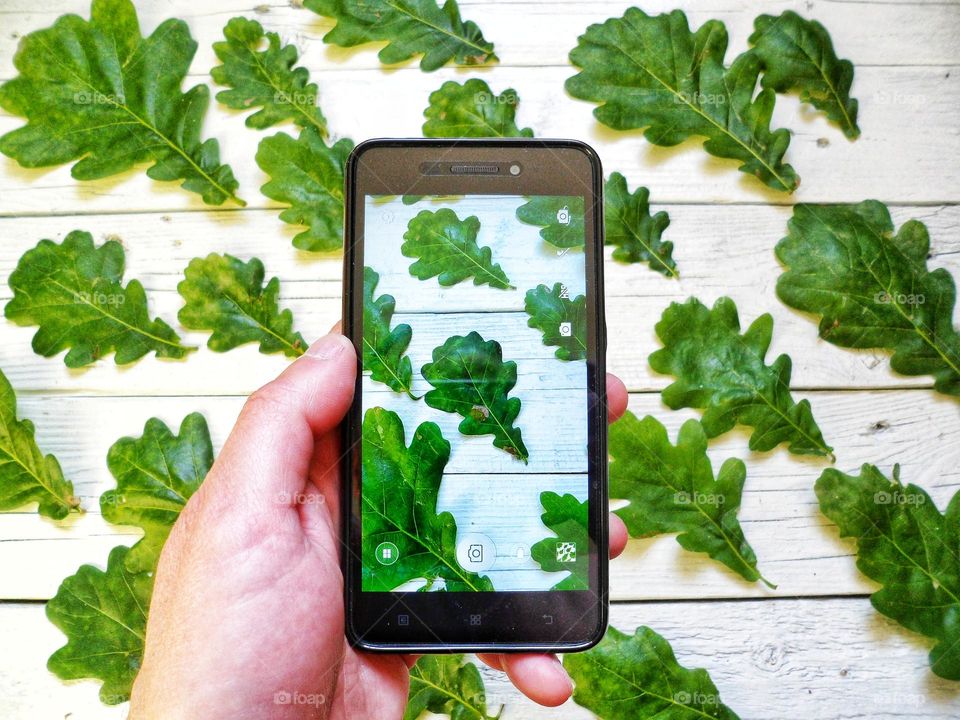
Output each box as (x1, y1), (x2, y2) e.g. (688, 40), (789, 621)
(178, 253), (307, 358)
(422, 332), (528, 462)
(5, 230), (194, 367)
(516, 196), (585, 250)
(423, 79), (533, 138)
(256, 127), (354, 252)
(604, 172), (676, 276)
(0, 368), (78, 519)
(566, 8), (799, 193)
(0, 0), (242, 206)
(524, 283), (587, 361)
(816, 464), (960, 680)
(564, 625), (742, 720)
(212, 17), (327, 134)
(304, 0), (497, 72)
(776, 201), (960, 397)
(750, 11), (859, 139)
(362, 407), (493, 592)
(405, 655), (502, 720)
(649, 297), (833, 458)
(402, 208), (513, 289)
(46, 545), (152, 705)
(530, 492), (590, 590)
(363, 267), (416, 397)
(100, 413), (213, 573)
(609, 412), (771, 587)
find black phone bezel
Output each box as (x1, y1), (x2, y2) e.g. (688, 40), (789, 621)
(341, 138), (607, 653)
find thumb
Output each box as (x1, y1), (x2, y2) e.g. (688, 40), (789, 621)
(205, 332), (357, 509)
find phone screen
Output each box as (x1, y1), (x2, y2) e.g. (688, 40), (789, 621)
(360, 192), (590, 594)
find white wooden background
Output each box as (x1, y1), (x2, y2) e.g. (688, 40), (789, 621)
(0, 0), (959, 717)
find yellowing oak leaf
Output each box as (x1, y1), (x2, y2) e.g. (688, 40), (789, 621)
(212, 17), (327, 133)
(178, 253), (307, 358)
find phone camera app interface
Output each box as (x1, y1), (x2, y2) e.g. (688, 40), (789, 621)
(360, 194), (589, 593)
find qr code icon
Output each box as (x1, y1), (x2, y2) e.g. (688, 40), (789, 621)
(556, 541), (577, 563)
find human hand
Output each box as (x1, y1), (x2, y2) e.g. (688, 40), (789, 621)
(131, 330), (630, 719)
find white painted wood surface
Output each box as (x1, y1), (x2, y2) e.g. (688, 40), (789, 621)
(1, 0), (958, 718)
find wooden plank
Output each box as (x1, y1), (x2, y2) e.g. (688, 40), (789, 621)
(1, 388), (956, 601)
(1, 63), (959, 212)
(2, 0), (958, 81)
(2, 596), (957, 719)
(0, 204), (956, 395)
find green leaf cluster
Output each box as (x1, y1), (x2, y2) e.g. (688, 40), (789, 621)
(609, 412), (770, 586)
(524, 283), (587, 361)
(530, 492), (590, 590)
(604, 172), (676, 276)
(564, 625), (742, 719)
(402, 208), (514, 289)
(101, 413), (214, 573)
(6, 231), (194, 367)
(423, 79), (533, 138)
(362, 407), (492, 591)
(212, 17), (327, 133)
(516, 196), (585, 249)
(0, 0), (242, 206)
(46, 545), (152, 706)
(363, 267), (416, 397)
(750, 11), (859, 139)
(405, 655), (502, 720)
(305, 0), (497, 71)
(0, 368), (78, 519)
(566, 8), (799, 192)
(422, 332), (528, 462)
(47, 412), (213, 700)
(816, 464), (960, 679)
(650, 296), (833, 458)
(776, 201), (960, 397)
(178, 253), (307, 358)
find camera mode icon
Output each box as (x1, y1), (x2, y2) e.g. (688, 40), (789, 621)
(456, 533), (497, 572)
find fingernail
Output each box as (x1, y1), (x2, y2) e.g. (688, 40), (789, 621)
(306, 333), (349, 359)
(552, 657), (573, 692)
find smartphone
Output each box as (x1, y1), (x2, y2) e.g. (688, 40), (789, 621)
(341, 138), (607, 652)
